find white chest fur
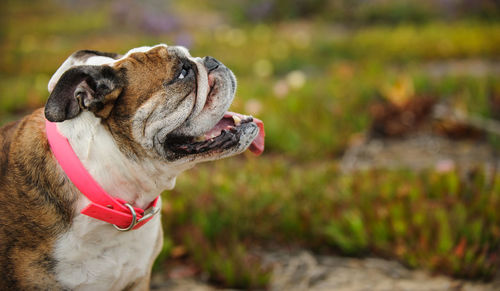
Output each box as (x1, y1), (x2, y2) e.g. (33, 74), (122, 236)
(51, 112), (177, 289)
(53, 211), (162, 290)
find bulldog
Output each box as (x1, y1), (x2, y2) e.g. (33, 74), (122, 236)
(0, 44), (264, 290)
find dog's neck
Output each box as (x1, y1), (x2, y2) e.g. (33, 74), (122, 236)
(56, 112), (184, 209)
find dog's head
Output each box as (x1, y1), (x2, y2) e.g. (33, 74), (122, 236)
(45, 45), (263, 165)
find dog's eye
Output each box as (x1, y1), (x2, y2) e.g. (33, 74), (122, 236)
(178, 66), (189, 80)
(178, 69), (187, 80)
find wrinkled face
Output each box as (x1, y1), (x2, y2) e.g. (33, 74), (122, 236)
(45, 45), (260, 163)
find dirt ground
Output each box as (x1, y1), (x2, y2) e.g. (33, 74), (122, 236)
(341, 134), (499, 173)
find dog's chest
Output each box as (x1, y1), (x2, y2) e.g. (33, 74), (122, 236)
(53, 212), (162, 290)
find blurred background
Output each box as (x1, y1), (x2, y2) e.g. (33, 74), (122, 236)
(1, 0), (500, 289)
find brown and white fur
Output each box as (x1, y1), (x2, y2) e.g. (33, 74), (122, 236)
(0, 44), (259, 290)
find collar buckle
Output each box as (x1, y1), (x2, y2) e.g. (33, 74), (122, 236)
(113, 203), (160, 232)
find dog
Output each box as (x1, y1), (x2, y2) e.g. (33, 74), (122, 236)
(0, 44), (264, 290)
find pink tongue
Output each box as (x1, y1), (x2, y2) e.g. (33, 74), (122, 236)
(249, 117), (265, 156)
(223, 112), (265, 156)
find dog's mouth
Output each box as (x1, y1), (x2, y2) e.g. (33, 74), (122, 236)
(165, 112), (264, 156)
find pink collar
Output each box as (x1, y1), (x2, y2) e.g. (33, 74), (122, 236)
(45, 119), (159, 231)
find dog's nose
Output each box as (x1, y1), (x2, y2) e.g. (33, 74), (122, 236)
(203, 56), (220, 72)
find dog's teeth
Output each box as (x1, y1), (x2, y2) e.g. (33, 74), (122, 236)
(232, 115), (242, 126)
(194, 136), (206, 142)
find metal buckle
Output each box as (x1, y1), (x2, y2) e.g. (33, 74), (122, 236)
(113, 203), (160, 232)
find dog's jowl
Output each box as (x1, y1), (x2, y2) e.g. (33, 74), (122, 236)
(0, 44), (264, 290)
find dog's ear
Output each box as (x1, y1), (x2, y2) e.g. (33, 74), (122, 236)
(48, 50), (122, 93)
(45, 65), (125, 122)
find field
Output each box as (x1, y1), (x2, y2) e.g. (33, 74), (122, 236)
(1, 0), (499, 288)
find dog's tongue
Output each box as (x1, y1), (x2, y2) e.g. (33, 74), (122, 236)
(224, 112), (265, 156)
(248, 117), (265, 156)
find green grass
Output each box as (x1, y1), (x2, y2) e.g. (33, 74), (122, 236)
(164, 158), (500, 284)
(1, 0), (500, 288)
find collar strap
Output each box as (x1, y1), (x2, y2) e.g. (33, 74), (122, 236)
(45, 119), (159, 231)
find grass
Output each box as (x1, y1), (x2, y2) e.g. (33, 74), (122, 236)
(162, 157), (500, 286)
(1, 0), (499, 288)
